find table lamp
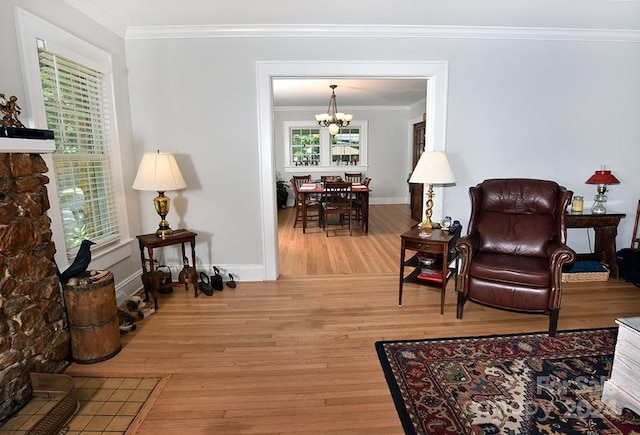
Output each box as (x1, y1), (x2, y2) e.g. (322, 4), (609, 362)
(133, 151), (187, 237)
(409, 151), (456, 232)
(585, 168), (619, 214)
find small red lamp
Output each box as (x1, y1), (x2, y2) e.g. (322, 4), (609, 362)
(585, 169), (620, 214)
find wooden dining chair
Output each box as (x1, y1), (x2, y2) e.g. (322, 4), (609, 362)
(344, 172), (363, 183)
(320, 181), (353, 237)
(353, 177), (371, 224)
(290, 176), (319, 230)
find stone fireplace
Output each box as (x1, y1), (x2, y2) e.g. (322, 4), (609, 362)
(0, 137), (70, 422)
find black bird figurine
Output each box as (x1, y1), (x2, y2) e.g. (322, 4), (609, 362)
(59, 240), (96, 284)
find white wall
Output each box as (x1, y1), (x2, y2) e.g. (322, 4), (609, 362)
(443, 38), (640, 252)
(124, 33), (640, 275)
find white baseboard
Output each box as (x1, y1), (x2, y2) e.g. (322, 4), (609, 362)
(116, 264), (266, 304)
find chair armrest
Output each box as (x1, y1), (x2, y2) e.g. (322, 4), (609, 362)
(455, 234), (479, 258)
(546, 241), (577, 309)
(546, 241), (576, 268)
(455, 234), (479, 295)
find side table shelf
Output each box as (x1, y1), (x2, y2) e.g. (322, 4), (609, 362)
(399, 226), (461, 314)
(137, 229), (198, 309)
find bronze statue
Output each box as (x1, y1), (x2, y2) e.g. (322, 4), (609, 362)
(0, 93), (26, 128)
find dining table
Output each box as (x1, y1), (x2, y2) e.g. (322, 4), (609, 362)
(298, 182), (371, 233)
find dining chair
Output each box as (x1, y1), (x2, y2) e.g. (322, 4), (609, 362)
(320, 181), (353, 237)
(353, 177), (371, 224)
(290, 176), (319, 230)
(344, 172), (363, 183)
(292, 174), (319, 203)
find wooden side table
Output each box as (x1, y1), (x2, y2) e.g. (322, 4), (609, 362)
(565, 211), (625, 279)
(137, 229), (198, 309)
(399, 226), (461, 314)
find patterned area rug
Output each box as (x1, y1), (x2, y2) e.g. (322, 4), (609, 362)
(376, 328), (640, 434)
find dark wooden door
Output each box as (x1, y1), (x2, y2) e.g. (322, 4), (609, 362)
(410, 121), (426, 221)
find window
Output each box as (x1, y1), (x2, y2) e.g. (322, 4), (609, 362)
(16, 9), (131, 269)
(290, 128), (320, 166)
(38, 48), (120, 256)
(331, 128), (360, 166)
(284, 120), (367, 171)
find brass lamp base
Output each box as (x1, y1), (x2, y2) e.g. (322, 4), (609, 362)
(156, 222), (174, 238)
(417, 183), (436, 233)
(153, 191), (174, 238)
(418, 219), (434, 230)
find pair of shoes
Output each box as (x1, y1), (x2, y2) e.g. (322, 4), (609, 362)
(198, 272), (213, 296)
(226, 273), (236, 289)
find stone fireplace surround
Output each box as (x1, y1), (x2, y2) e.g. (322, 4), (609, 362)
(0, 135), (70, 422)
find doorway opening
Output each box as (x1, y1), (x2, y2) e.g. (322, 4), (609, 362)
(257, 61), (449, 280)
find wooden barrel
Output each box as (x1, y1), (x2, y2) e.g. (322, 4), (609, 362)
(63, 271), (121, 364)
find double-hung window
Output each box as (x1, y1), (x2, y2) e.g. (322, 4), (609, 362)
(16, 9), (130, 269)
(290, 127), (320, 166)
(284, 120), (368, 171)
(331, 128), (360, 166)
(38, 47), (119, 254)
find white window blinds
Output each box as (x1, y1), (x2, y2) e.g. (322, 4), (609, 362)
(38, 49), (120, 258)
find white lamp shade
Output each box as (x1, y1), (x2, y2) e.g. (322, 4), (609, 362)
(132, 151), (187, 191)
(409, 151), (456, 184)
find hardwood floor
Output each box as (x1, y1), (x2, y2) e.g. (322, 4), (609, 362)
(278, 205), (414, 276)
(65, 205), (640, 434)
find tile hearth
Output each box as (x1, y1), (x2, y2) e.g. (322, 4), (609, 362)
(0, 376), (161, 435)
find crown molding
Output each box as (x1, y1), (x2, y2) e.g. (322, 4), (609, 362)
(125, 24), (640, 43)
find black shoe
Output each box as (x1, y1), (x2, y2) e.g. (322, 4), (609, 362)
(226, 273), (236, 289)
(198, 272), (213, 296)
(211, 266), (224, 291)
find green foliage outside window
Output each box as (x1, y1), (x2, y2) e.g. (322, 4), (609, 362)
(291, 128), (320, 166)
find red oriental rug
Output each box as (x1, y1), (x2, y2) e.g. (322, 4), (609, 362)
(375, 328), (640, 434)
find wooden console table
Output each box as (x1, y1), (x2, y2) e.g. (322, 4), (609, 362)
(137, 229), (198, 309)
(565, 211), (625, 279)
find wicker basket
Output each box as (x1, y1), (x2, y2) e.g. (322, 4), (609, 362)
(562, 261), (610, 282)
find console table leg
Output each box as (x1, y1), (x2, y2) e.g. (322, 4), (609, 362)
(594, 225), (620, 279)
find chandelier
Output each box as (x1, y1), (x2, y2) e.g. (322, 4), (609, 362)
(315, 85), (353, 136)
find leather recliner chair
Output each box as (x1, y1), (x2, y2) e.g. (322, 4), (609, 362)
(455, 178), (576, 336)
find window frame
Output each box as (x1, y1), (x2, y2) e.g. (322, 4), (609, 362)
(15, 8), (131, 271)
(283, 120), (368, 173)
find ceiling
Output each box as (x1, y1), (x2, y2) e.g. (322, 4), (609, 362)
(65, 0), (640, 30)
(272, 79), (427, 108)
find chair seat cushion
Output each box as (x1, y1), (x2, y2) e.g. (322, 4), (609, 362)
(470, 252), (550, 287)
(467, 276), (550, 311)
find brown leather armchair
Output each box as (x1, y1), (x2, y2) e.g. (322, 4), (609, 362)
(455, 179), (576, 336)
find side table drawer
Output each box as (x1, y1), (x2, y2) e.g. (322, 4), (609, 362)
(403, 239), (443, 253)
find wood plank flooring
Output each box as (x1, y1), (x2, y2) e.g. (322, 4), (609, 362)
(65, 205), (640, 434)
